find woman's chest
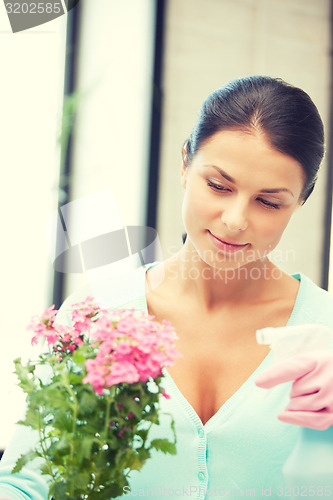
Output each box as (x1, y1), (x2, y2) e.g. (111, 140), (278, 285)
(146, 284), (297, 425)
(165, 320), (271, 425)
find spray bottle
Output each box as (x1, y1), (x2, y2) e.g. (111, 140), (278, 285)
(256, 324), (333, 499)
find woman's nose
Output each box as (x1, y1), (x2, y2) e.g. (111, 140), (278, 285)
(221, 200), (248, 232)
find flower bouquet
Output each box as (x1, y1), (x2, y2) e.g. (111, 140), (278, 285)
(13, 297), (179, 499)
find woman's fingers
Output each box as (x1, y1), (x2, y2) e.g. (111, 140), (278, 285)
(277, 409), (333, 431)
(256, 351), (333, 429)
(255, 356), (316, 389)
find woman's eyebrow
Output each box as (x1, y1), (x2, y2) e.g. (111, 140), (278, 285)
(204, 164), (294, 197)
(204, 165), (235, 183)
(260, 188), (294, 197)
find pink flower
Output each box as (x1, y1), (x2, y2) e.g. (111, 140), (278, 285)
(162, 390), (171, 399)
(80, 308), (181, 394)
(29, 302), (180, 397)
(105, 361), (139, 386)
(82, 365), (106, 395)
(114, 340), (132, 358)
(29, 305), (60, 345)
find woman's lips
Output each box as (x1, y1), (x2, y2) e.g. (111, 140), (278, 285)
(208, 230), (249, 253)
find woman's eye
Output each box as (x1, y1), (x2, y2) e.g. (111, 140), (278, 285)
(258, 198), (281, 210)
(207, 181), (230, 192)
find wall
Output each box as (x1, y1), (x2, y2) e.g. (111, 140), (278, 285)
(0, 11), (66, 449)
(157, 0), (331, 284)
(64, 0), (156, 297)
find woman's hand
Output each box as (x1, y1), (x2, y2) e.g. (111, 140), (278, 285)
(255, 351), (333, 430)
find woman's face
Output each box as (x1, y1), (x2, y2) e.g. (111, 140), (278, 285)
(181, 130), (306, 271)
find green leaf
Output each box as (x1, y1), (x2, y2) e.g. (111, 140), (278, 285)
(73, 470), (92, 489)
(72, 350), (86, 364)
(13, 359), (36, 394)
(95, 482), (125, 499)
(122, 450), (145, 471)
(17, 406), (41, 431)
(150, 439), (177, 455)
(50, 481), (67, 499)
(53, 415), (73, 435)
(76, 436), (96, 463)
(40, 462), (53, 476)
(54, 433), (71, 456)
(124, 399), (145, 419)
(69, 373), (83, 385)
(12, 450), (42, 474)
(78, 391), (97, 415)
(135, 428), (149, 442)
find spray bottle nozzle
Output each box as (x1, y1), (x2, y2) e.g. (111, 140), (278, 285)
(256, 324), (333, 363)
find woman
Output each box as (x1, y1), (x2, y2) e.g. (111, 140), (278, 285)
(0, 75), (332, 499)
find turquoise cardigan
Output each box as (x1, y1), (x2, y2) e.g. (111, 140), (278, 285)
(0, 264), (333, 499)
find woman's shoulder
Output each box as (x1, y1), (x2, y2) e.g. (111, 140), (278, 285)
(55, 263), (159, 325)
(294, 273), (333, 327)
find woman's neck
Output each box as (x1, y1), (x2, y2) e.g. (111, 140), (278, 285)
(164, 247), (291, 312)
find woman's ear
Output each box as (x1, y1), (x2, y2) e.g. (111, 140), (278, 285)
(181, 140), (189, 188)
(181, 160), (187, 188)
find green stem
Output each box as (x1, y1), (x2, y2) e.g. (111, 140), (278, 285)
(37, 410), (56, 481)
(104, 394), (112, 437)
(88, 389), (115, 497)
(104, 386), (117, 436)
(62, 372), (79, 496)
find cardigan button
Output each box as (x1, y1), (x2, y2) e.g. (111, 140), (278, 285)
(198, 472), (205, 481)
(198, 428), (204, 438)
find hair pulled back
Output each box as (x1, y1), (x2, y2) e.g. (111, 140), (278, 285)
(185, 76), (325, 202)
